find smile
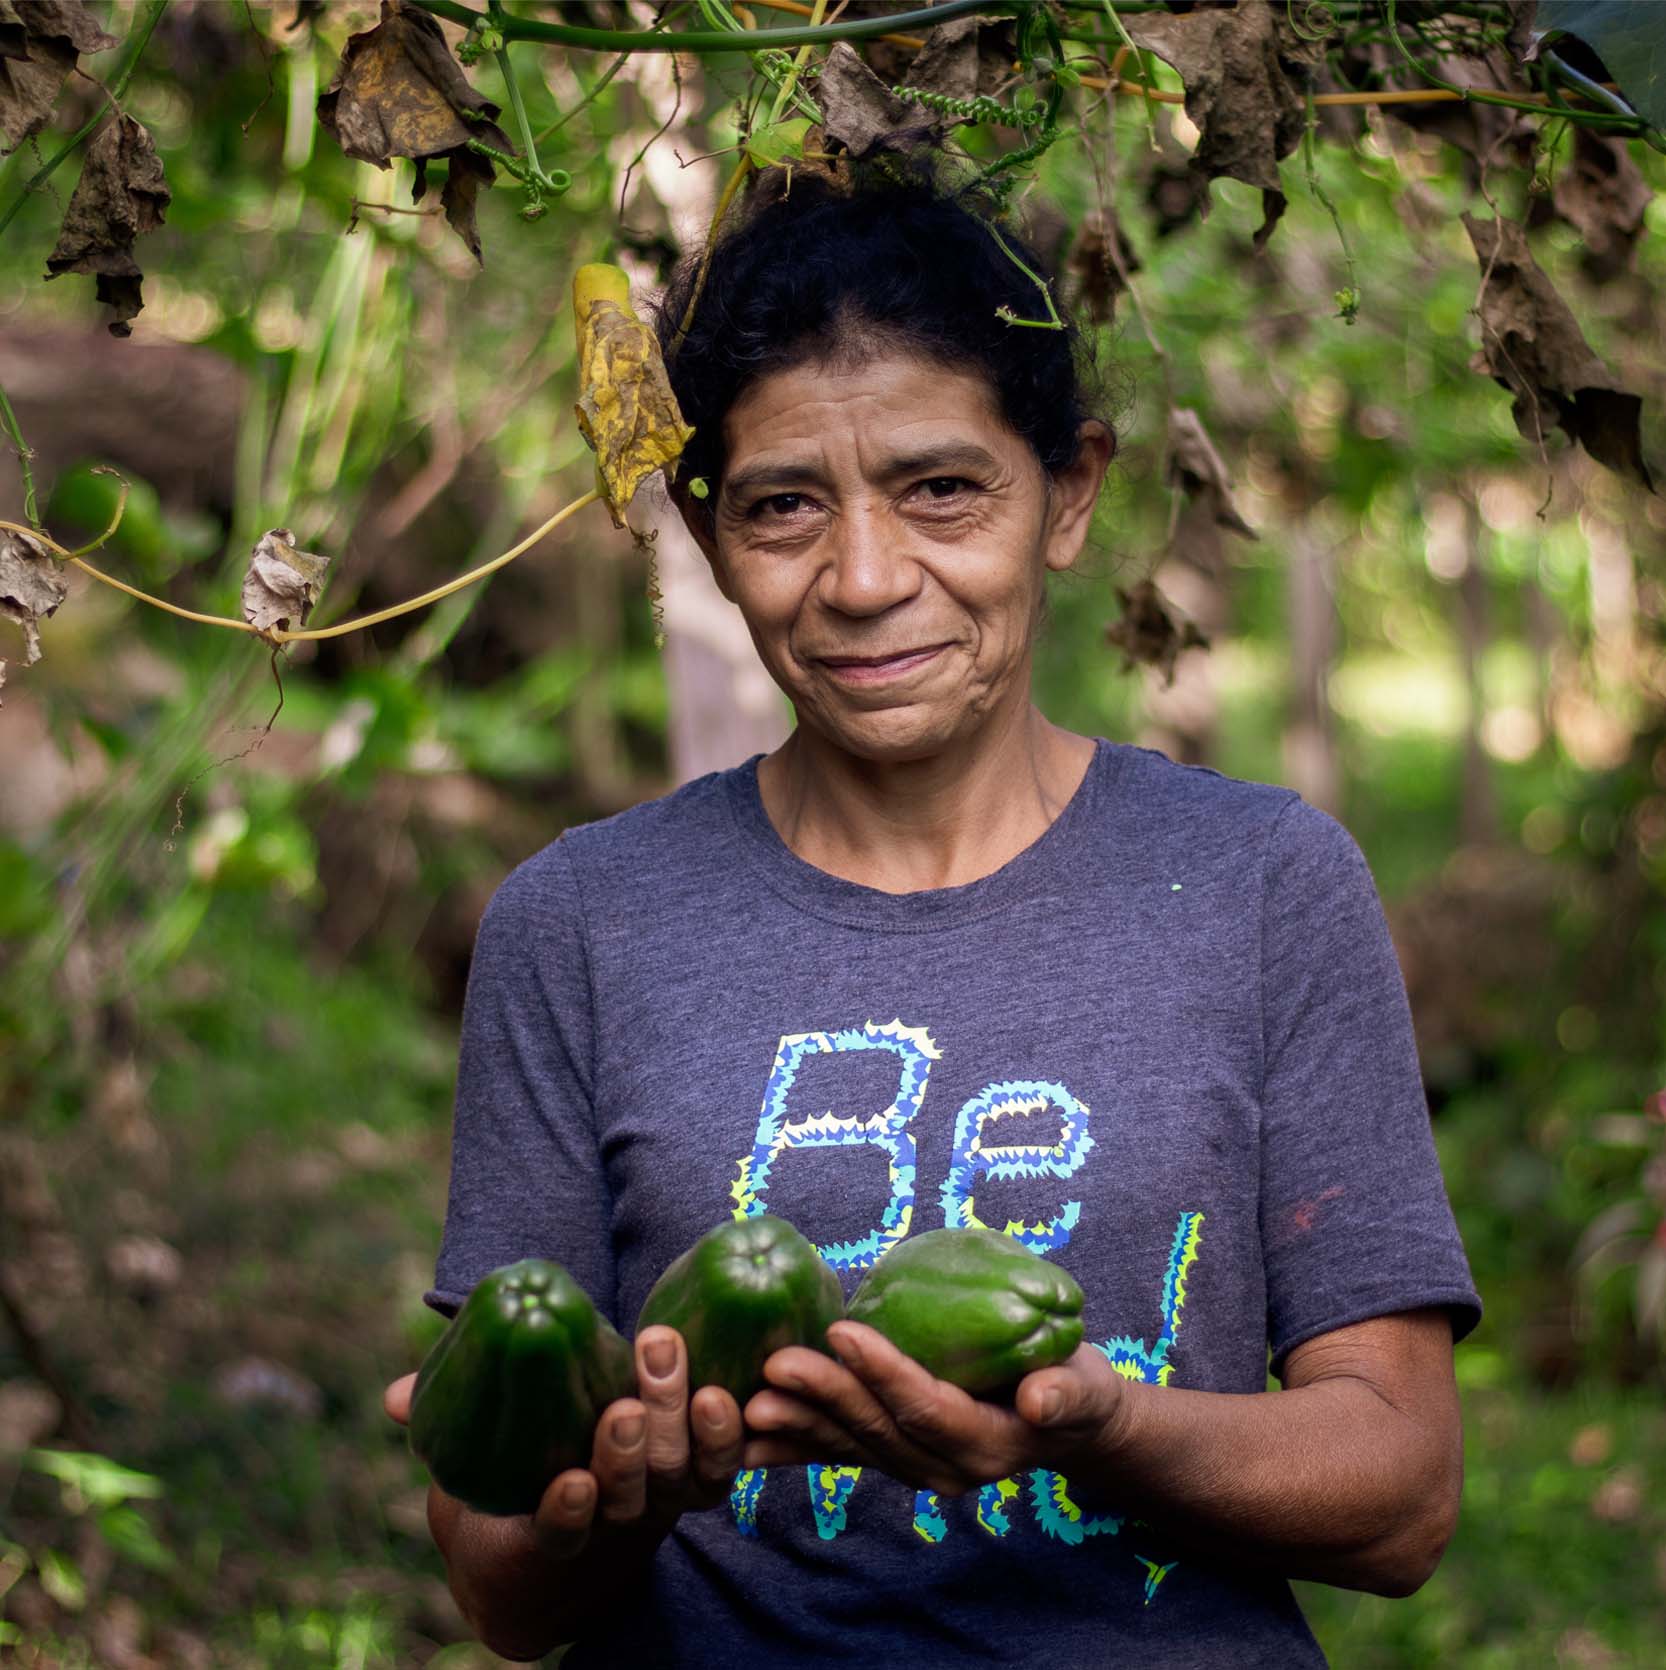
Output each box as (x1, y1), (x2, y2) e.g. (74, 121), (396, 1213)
(815, 644), (951, 685)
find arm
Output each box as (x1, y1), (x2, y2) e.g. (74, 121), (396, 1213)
(741, 1303), (1462, 1598)
(387, 1326), (744, 1662)
(1047, 1307), (1462, 1594)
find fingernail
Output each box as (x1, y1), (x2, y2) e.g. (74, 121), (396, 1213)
(644, 1339), (676, 1379)
(832, 1332), (863, 1368)
(1035, 1389), (1063, 1423)
(560, 1478), (589, 1510)
(616, 1414), (645, 1446)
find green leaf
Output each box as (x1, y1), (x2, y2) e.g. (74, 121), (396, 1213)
(35, 1548), (84, 1613)
(1534, 0), (1666, 130)
(96, 1504), (176, 1573)
(745, 116), (812, 167)
(24, 1448), (165, 1509)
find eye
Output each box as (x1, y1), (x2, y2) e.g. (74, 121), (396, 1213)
(918, 476), (975, 501)
(753, 493), (809, 518)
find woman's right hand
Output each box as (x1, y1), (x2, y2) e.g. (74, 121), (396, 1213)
(387, 1323), (744, 1562)
(530, 1323), (746, 1555)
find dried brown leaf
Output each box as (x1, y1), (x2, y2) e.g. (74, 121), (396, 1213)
(0, 526), (68, 691)
(1463, 211), (1654, 492)
(1168, 407), (1258, 539)
(1552, 125), (1652, 283)
(0, 0), (116, 155)
(316, 0), (513, 260)
(43, 114), (170, 336)
(1377, 44), (1537, 173)
(240, 528), (330, 635)
(1069, 209), (1141, 325)
(1124, 4), (1323, 250)
(901, 15), (980, 104)
(1144, 158), (1208, 239)
(1105, 579), (1208, 686)
(817, 42), (935, 158)
(437, 145), (493, 265)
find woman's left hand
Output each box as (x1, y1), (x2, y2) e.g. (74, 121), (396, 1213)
(740, 1319), (1131, 1498)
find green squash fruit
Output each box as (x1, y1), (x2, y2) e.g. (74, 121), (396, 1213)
(409, 1259), (635, 1517)
(636, 1216), (844, 1405)
(844, 1227), (1084, 1398)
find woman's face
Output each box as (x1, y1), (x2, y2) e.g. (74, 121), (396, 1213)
(692, 350), (1109, 764)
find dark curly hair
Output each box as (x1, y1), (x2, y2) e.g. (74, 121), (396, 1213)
(655, 177), (1109, 510)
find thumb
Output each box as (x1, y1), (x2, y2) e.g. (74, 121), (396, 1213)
(384, 1372), (417, 1426)
(1015, 1358), (1117, 1433)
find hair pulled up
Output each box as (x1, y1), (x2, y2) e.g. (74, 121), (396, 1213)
(655, 176), (1107, 505)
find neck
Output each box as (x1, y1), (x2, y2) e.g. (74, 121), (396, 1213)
(756, 702), (1095, 894)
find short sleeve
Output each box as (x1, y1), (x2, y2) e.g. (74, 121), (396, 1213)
(425, 839), (617, 1322)
(1257, 800), (1481, 1371)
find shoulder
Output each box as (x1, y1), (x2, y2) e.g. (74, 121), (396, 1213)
(1098, 741), (1305, 865)
(1095, 742), (1376, 904)
(484, 763), (746, 926)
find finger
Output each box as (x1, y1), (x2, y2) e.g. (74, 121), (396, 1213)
(591, 1398), (649, 1522)
(825, 1324), (1036, 1468)
(744, 1388), (866, 1459)
(532, 1468), (598, 1560)
(383, 1373), (416, 1426)
(1015, 1351), (1125, 1448)
(635, 1326), (692, 1483)
(742, 1434), (871, 1471)
(688, 1385), (745, 1495)
(780, 1330), (963, 1459)
(747, 1383), (956, 1493)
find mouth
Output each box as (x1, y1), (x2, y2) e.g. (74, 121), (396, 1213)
(815, 643), (952, 686)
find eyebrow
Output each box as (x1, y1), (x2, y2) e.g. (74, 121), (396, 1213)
(722, 441), (1003, 502)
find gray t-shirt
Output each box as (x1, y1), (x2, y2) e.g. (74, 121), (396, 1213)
(429, 738), (1480, 1668)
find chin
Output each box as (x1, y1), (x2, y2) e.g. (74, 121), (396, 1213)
(806, 703), (969, 763)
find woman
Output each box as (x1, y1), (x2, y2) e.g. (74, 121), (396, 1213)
(385, 180), (1480, 1667)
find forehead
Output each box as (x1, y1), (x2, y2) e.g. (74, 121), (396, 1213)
(721, 350), (1016, 466)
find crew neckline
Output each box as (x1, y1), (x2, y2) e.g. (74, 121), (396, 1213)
(722, 736), (1124, 932)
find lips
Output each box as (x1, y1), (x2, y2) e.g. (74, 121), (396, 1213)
(815, 643), (950, 685)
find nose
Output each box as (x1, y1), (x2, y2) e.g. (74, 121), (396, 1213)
(817, 500), (923, 618)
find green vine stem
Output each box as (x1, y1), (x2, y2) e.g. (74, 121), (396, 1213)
(1382, 0), (1650, 134)
(0, 488), (603, 645)
(1100, 0), (1158, 150)
(768, 0), (827, 127)
(408, 0), (998, 54)
(1541, 48), (1666, 152)
(0, 376), (41, 529)
(1303, 92), (1360, 323)
(987, 221), (1065, 331)
(0, 0), (169, 246)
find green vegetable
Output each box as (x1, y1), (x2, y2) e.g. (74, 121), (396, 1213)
(636, 1216), (844, 1404)
(409, 1259), (635, 1517)
(844, 1228), (1084, 1398)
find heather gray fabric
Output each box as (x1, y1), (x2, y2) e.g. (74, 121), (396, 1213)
(429, 739), (1480, 1668)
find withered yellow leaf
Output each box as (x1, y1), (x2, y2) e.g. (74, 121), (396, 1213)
(572, 264), (693, 527)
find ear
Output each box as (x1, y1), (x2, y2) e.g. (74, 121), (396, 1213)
(667, 480), (735, 603)
(1042, 421), (1114, 575)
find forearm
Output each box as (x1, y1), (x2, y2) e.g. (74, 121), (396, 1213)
(1057, 1371), (1462, 1595)
(428, 1486), (669, 1661)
